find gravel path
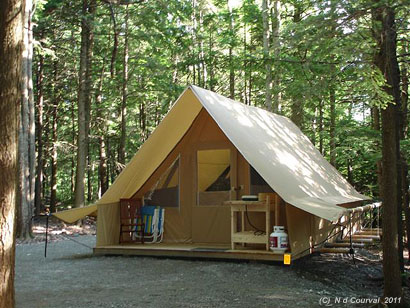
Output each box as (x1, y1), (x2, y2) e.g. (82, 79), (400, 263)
(15, 235), (387, 308)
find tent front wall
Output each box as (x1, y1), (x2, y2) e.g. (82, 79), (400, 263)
(96, 202), (120, 247)
(97, 109), (249, 246)
(136, 109), (244, 245)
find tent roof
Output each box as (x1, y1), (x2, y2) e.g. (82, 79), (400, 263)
(97, 85), (369, 221)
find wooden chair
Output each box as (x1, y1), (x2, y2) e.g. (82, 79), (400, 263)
(119, 198), (145, 244)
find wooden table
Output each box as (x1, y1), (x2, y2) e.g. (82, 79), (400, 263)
(225, 197), (276, 251)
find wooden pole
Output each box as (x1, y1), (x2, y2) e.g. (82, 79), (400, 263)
(274, 194), (280, 226)
(345, 202), (381, 214)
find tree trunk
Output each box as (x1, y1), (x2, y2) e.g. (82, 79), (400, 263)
(109, 3), (118, 78)
(347, 158), (353, 184)
(248, 68), (253, 106)
(401, 45), (408, 140)
(271, 0), (280, 113)
(96, 61), (108, 197)
(228, 0), (235, 99)
(139, 101), (146, 142)
(42, 103), (50, 200)
(290, 99), (303, 128)
(243, 22), (247, 105)
(99, 135), (108, 197)
(74, 0), (95, 210)
(0, 0), (23, 305)
(118, 5), (129, 166)
(208, 31), (214, 91)
(50, 62), (58, 213)
(71, 101), (76, 195)
(318, 100), (324, 154)
(329, 86), (336, 167)
(289, 6), (303, 128)
(381, 104), (402, 300)
(199, 9), (206, 88)
(401, 45), (410, 260)
(402, 160), (410, 262)
(311, 107), (317, 146)
(371, 107), (383, 199)
(191, 0), (199, 85)
(107, 136), (116, 184)
(27, 1), (35, 227)
(262, 0), (272, 110)
(35, 54), (44, 216)
(27, 2), (35, 225)
(373, 4), (403, 300)
(87, 145), (93, 203)
(17, 0), (34, 239)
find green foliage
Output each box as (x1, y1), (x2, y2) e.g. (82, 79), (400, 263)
(32, 0), (409, 207)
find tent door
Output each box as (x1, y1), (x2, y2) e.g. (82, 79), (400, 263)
(191, 148), (238, 244)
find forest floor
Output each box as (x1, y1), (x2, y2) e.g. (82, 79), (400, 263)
(14, 219), (410, 308)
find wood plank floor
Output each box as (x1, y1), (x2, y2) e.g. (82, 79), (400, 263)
(93, 243), (289, 262)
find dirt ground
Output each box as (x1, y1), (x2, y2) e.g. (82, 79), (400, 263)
(14, 220), (410, 308)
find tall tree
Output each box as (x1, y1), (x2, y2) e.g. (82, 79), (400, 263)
(228, 0), (235, 99)
(34, 53), (44, 215)
(288, 3), (304, 128)
(95, 60), (109, 197)
(271, 0), (280, 113)
(0, 0), (24, 305)
(262, 0), (272, 110)
(74, 0), (96, 210)
(329, 86), (336, 166)
(401, 44), (410, 258)
(372, 3), (403, 300)
(17, 0), (35, 239)
(118, 5), (129, 166)
(50, 62), (58, 213)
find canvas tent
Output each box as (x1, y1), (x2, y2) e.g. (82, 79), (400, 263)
(55, 85), (370, 259)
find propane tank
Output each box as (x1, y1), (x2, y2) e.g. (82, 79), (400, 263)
(269, 226), (288, 254)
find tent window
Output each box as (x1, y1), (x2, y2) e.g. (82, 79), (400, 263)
(197, 149), (231, 206)
(144, 157), (180, 208)
(250, 165), (274, 195)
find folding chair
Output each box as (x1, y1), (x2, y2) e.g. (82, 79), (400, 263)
(135, 205), (165, 243)
(155, 207), (165, 243)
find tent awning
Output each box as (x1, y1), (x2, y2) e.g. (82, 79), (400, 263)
(53, 204), (98, 224)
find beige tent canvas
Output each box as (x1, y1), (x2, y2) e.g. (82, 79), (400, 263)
(54, 85), (371, 261)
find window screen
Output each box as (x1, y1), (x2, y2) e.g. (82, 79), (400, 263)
(250, 165), (274, 195)
(197, 149), (231, 205)
(144, 157), (180, 208)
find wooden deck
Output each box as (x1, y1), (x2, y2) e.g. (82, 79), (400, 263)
(93, 243), (289, 262)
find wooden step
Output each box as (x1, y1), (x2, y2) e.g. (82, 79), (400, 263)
(355, 230), (382, 236)
(317, 247), (352, 254)
(340, 238), (374, 243)
(325, 242), (365, 248)
(362, 228), (382, 232)
(351, 234), (381, 240)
